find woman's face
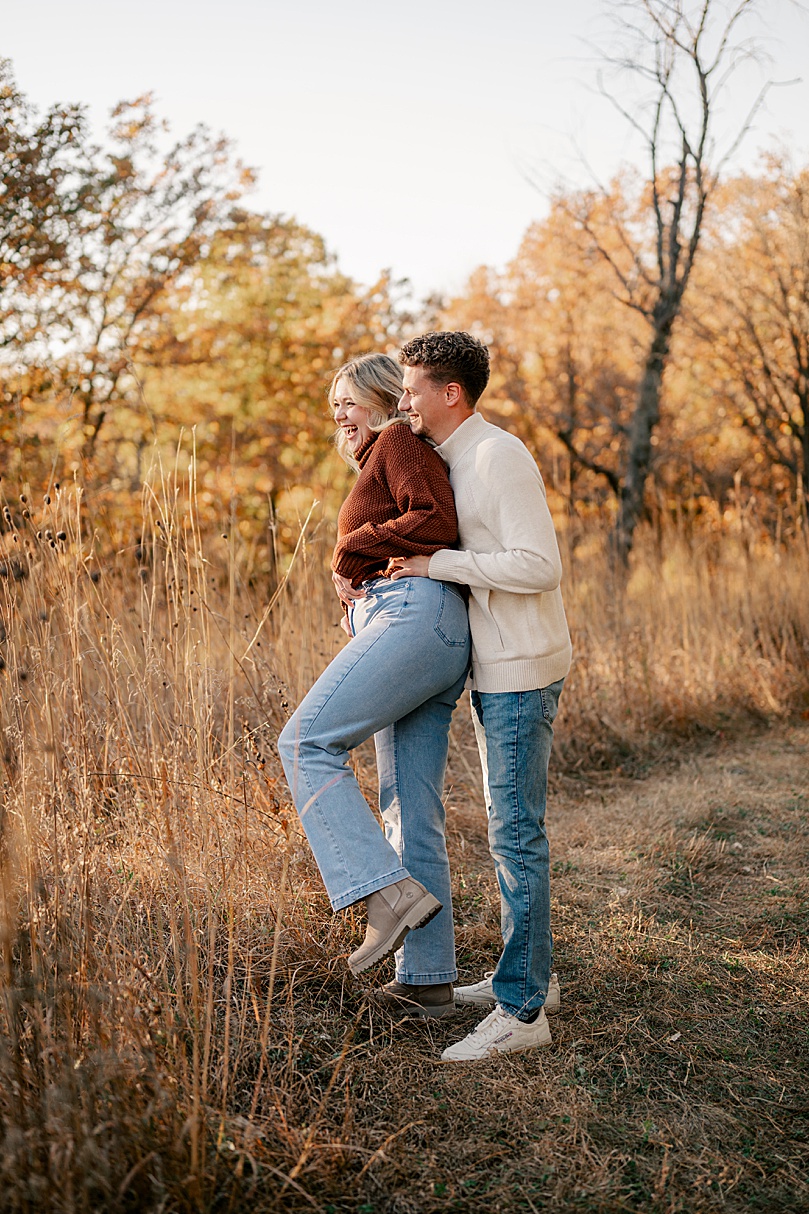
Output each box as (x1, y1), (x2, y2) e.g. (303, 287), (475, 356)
(333, 376), (375, 453)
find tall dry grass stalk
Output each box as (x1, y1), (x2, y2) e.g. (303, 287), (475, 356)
(0, 463), (807, 1211)
(558, 520), (809, 769)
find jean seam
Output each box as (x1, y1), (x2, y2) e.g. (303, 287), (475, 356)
(514, 692), (532, 1013)
(391, 719), (401, 859)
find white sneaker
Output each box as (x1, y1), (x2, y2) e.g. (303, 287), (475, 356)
(441, 1004), (552, 1062)
(454, 971), (561, 1013)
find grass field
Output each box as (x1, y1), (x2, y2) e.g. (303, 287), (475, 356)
(0, 479), (807, 1211)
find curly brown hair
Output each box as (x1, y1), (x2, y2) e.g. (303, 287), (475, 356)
(398, 331), (490, 406)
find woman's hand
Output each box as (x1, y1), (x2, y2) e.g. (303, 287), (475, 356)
(332, 571), (365, 604)
(387, 556), (431, 580)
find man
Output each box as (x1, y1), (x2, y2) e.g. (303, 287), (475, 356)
(389, 330), (572, 1061)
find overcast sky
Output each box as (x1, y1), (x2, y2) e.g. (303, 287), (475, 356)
(5, 0), (808, 298)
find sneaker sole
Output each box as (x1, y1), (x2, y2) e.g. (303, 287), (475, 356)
(441, 1037), (552, 1062)
(441, 1026), (553, 1063)
(348, 894), (442, 975)
(379, 998), (456, 1020)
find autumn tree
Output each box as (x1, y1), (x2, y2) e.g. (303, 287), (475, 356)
(1, 65), (406, 540)
(695, 158), (809, 515)
(444, 196), (645, 514)
(0, 59), (92, 470)
(0, 61), (89, 336)
(573, 0), (772, 563)
(144, 211), (406, 525)
(56, 94), (253, 457)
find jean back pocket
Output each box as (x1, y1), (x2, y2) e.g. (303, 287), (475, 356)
(433, 583), (469, 647)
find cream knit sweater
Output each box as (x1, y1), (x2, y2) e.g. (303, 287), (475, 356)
(427, 412), (572, 693)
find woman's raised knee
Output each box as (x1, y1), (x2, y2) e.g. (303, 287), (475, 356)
(278, 715), (333, 770)
(277, 717), (301, 770)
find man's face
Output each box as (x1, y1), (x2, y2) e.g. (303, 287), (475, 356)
(398, 365), (453, 442)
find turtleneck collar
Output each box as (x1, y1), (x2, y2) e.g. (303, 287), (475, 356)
(434, 411), (487, 469)
(355, 432), (379, 467)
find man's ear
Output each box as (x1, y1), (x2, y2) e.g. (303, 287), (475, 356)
(446, 382), (473, 412)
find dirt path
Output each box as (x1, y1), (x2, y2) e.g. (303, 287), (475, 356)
(303, 721), (809, 1212)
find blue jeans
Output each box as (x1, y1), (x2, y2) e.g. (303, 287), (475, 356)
(278, 576), (469, 983)
(470, 681), (564, 1021)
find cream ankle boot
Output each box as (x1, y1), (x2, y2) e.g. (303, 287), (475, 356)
(348, 877), (442, 975)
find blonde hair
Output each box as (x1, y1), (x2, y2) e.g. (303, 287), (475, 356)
(328, 353), (406, 470)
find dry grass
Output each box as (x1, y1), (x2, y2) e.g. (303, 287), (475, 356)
(0, 472), (807, 1212)
(557, 520), (809, 772)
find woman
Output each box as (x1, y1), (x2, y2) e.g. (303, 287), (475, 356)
(278, 353), (469, 1013)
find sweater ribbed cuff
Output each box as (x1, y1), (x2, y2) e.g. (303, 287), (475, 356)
(427, 549), (465, 583)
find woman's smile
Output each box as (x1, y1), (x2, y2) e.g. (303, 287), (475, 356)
(341, 421), (361, 448)
(333, 374), (374, 450)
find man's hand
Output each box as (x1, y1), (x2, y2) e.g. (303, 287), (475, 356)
(387, 555), (431, 580)
(339, 614), (353, 637)
(332, 570), (365, 604)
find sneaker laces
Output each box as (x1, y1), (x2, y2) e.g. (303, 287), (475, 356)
(467, 1004), (516, 1043)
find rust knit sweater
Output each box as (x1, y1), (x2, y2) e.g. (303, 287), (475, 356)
(332, 422), (458, 587)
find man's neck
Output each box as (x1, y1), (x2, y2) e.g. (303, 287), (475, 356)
(431, 408), (475, 446)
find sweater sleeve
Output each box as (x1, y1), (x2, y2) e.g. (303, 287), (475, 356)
(332, 428), (457, 579)
(427, 440), (562, 593)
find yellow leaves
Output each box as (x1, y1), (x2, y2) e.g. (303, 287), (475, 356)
(437, 160), (809, 522)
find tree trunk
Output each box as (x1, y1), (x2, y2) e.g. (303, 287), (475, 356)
(796, 405), (801, 519)
(612, 318), (673, 565)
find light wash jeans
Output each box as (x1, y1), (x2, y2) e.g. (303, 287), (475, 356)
(277, 576), (470, 984)
(470, 680), (564, 1021)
